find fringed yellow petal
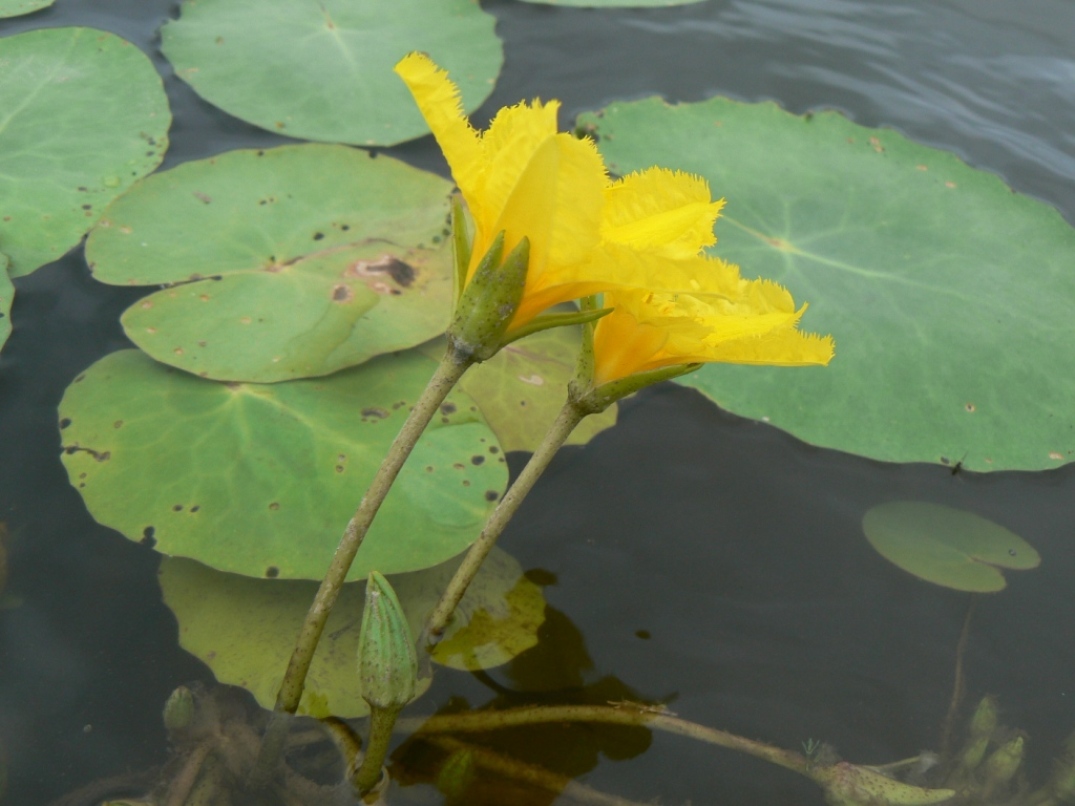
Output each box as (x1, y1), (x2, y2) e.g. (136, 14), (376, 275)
(602, 168), (724, 259)
(592, 307), (671, 385)
(591, 283), (833, 383)
(489, 134), (606, 317)
(471, 99), (561, 223)
(394, 53), (481, 184)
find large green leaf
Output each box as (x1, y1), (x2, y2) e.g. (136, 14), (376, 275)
(86, 145), (454, 382)
(0, 254), (11, 352)
(422, 326), (618, 453)
(160, 0), (502, 146)
(862, 501), (1040, 593)
(518, 0), (702, 5)
(159, 547), (544, 716)
(59, 349), (508, 580)
(0, 0), (53, 18)
(579, 97), (1075, 472)
(0, 27), (170, 277)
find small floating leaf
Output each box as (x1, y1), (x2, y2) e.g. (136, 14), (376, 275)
(59, 349), (507, 580)
(161, 0), (502, 146)
(0, 28), (170, 276)
(87, 145), (454, 382)
(862, 501), (1040, 592)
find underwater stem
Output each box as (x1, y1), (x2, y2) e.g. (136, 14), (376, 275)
(398, 702), (809, 776)
(353, 706), (400, 798)
(941, 595), (977, 758)
(253, 346), (472, 786)
(424, 399), (586, 640)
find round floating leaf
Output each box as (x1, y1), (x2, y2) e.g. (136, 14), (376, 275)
(519, 0), (702, 5)
(60, 349), (508, 580)
(160, 0), (502, 146)
(0, 0), (54, 18)
(86, 145), (454, 382)
(862, 501), (1040, 592)
(158, 557), (430, 718)
(579, 97), (1075, 472)
(0, 27), (170, 277)
(422, 325), (618, 453)
(393, 547), (546, 671)
(1, 254), (11, 352)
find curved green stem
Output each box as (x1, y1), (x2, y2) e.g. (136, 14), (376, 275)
(253, 346), (472, 786)
(424, 399), (586, 640)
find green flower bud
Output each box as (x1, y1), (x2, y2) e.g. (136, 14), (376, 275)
(980, 735), (1025, 797)
(955, 696), (999, 773)
(162, 685), (196, 733)
(436, 748), (477, 805)
(448, 233), (530, 363)
(358, 572), (418, 711)
(811, 761), (955, 805)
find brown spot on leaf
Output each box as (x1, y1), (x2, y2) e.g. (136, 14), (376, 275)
(268, 502), (280, 511)
(471, 455), (485, 466)
(440, 402), (457, 415)
(485, 490), (499, 502)
(331, 284), (354, 303)
(193, 192), (212, 204)
(113, 420), (123, 429)
(347, 254), (417, 288)
(361, 407), (389, 419)
(59, 418), (72, 429)
(173, 504), (183, 512)
(265, 566), (279, 578)
(141, 526), (156, 547)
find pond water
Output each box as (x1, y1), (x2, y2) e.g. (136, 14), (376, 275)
(1, 1), (1074, 804)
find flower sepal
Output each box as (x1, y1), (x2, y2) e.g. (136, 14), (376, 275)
(501, 305), (613, 347)
(447, 233), (530, 363)
(570, 361), (702, 416)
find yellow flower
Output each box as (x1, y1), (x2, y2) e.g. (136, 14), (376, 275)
(394, 53), (727, 331)
(591, 278), (835, 385)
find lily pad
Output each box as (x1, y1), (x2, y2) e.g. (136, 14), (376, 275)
(862, 501), (1040, 592)
(0, 27), (170, 277)
(86, 145), (455, 382)
(159, 547), (545, 716)
(0, 0), (54, 18)
(393, 547), (546, 671)
(1, 254), (11, 352)
(519, 0), (702, 5)
(160, 0), (502, 146)
(422, 325), (618, 453)
(579, 97), (1075, 472)
(59, 349), (508, 580)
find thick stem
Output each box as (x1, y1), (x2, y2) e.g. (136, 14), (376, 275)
(252, 348), (471, 787)
(397, 702), (809, 777)
(424, 400), (586, 640)
(354, 706), (401, 797)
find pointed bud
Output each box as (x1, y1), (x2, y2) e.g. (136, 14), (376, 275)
(811, 761), (955, 805)
(358, 572), (418, 711)
(955, 696), (998, 773)
(447, 234), (530, 363)
(980, 735), (1025, 797)
(162, 685), (196, 733)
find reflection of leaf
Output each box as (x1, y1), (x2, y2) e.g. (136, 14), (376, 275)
(393, 548), (547, 672)
(580, 97), (1075, 472)
(158, 557), (429, 718)
(862, 501), (1040, 592)
(393, 625), (654, 806)
(159, 548), (544, 716)
(0, 28), (170, 277)
(59, 349), (507, 580)
(422, 326), (618, 453)
(87, 145), (455, 382)
(161, 0), (502, 146)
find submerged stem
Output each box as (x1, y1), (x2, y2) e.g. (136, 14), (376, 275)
(253, 346), (472, 786)
(424, 400), (586, 640)
(941, 595), (978, 758)
(398, 703), (809, 776)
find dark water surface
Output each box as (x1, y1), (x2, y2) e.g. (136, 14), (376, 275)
(1, 1), (1073, 804)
